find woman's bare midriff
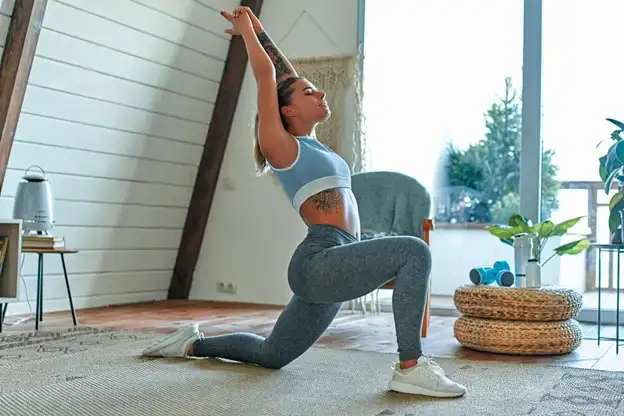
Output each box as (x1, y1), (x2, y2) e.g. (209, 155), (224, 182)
(299, 187), (361, 240)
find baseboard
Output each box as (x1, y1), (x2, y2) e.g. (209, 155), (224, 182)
(1, 291), (168, 317)
(341, 300), (460, 317)
(575, 308), (624, 326)
(342, 300), (623, 326)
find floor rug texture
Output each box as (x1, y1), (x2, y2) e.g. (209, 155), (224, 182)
(0, 326), (622, 415)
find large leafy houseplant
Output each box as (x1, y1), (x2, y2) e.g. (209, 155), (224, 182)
(598, 118), (624, 242)
(488, 214), (590, 265)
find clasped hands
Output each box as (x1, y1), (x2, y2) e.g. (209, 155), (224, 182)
(219, 6), (263, 36)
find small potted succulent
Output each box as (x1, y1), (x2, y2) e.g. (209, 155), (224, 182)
(488, 214), (590, 286)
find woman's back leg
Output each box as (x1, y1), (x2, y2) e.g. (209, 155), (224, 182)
(192, 295), (342, 369)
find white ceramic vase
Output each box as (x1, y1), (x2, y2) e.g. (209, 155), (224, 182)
(525, 259), (542, 288)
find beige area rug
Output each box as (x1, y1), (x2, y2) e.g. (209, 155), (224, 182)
(0, 327), (623, 416)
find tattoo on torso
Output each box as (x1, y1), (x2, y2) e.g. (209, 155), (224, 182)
(310, 190), (343, 215)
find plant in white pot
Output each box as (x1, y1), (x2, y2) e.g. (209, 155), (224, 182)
(488, 214), (590, 287)
(598, 118), (624, 243)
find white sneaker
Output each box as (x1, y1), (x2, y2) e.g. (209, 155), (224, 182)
(141, 323), (202, 358)
(388, 356), (467, 398)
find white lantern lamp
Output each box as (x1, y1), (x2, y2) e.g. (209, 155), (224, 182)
(12, 165), (55, 235)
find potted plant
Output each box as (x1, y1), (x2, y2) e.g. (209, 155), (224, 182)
(488, 214), (590, 286)
(598, 118), (624, 243)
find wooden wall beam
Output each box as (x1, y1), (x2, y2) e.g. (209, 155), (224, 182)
(0, 0), (48, 191)
(168, 0), (264, 299)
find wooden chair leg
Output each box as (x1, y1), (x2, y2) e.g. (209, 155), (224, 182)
(420, 219), (434, 338)
(421, 283), (431, 337)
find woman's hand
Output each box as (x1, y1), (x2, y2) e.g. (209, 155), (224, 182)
(221, 6), (253, 36)
(220, 6), (263, 36)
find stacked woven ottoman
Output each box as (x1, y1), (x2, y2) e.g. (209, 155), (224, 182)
(453, 284), (584, 355)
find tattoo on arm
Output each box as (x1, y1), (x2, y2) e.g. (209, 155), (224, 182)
(257, 32), (296, 80)
(310, 190), (342, 215)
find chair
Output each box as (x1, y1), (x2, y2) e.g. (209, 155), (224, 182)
(350, 170), (434, 337)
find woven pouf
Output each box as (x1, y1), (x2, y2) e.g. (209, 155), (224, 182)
(453, 284), (584, 355)
(454, 284), (583, 321)
(454, 315), (583, 355)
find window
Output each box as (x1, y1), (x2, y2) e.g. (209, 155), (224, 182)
(362, 0), (524, 297)
(541, 1), (624, 316)
(362, 0), (622, 321)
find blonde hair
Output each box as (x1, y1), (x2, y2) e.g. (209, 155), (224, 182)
(253, 114), (269, 175)
(253, 76), (302, 176)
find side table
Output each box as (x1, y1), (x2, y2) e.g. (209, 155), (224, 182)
(0, 248), (78, 332)
(590, 244), (623, 353)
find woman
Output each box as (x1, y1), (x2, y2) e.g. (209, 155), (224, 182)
(142, 7), (466, 398)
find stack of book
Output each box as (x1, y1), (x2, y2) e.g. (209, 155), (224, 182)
(22, 234), (66, 250)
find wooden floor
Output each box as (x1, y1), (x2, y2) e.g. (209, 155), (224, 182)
(1, 300), (623, 371)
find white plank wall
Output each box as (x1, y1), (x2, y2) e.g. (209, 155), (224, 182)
(0, 0), (238, 316)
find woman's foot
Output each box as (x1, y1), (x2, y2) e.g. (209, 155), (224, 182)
(141, 323), (202, 358)
(388, 356), (466, 398)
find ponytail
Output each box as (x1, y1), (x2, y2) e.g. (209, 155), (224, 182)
(253, 114), (269, 175)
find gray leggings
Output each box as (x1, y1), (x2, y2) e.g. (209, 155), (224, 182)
(192, 224), (431, 368)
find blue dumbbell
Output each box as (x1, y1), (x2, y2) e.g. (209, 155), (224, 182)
(469, 260), (515, 287)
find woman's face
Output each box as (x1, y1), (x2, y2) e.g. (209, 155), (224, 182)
(282, 78), (330, 124)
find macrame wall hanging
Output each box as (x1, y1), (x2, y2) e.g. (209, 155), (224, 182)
(291, 53), (368, 173)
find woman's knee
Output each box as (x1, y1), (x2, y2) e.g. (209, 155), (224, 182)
(258, 358), (289, 370)
(401, 236), (431, 270)
(257, 350), (296, 369)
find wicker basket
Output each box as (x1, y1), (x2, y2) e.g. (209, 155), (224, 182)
(453, 284), (583, 321)
(454, 315), (583, 355)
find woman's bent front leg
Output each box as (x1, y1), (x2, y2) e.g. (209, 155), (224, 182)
(290, 231), (466, 397)
(290, 234), (431, 362)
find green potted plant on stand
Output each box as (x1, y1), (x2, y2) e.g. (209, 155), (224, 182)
(488, 214), (590, 287)
(598, 118), (624, 244)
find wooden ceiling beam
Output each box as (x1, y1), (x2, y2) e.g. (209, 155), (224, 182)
(168, 0), (264, 299)
(0, 0), (48, 191)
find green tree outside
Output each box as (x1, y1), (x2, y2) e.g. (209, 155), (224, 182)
(436, 77), (560, 224)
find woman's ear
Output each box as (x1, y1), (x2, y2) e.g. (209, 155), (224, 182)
(280, 105), (296, 118)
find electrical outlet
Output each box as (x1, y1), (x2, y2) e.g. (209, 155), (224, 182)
(216, 281), (237, 294)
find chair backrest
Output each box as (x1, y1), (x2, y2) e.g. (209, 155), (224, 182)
(351, 171), (431, 240)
